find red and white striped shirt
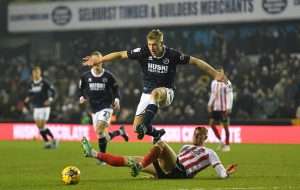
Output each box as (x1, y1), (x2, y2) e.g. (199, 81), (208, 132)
(208, 80), (233, 111)
(178, 145), (221, 176)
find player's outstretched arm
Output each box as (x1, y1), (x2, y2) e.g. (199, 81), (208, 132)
(189, 56), (224, 81)
(214, 163), (237, 179)
(102, 51), (128, 62)
(82, 51), (128, 66)
(24, 97), (30, 104)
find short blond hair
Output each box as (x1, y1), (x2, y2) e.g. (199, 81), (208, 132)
(91, 51), (102, 56)
(195, 127), (208, 136)
(147, 29), (164, 42)
(32, 66), (41, 72)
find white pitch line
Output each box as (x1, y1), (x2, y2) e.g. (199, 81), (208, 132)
(174, 186), (300, 190)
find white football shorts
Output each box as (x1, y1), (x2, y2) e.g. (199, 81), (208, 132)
(91, 108), (113, 130)
(33, 107), (51, 121)
(135, 88), (174, 116)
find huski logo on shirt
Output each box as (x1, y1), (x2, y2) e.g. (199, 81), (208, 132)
(89, 83), (105, 91)
(148, 63), (168, 74)
(31, 85), (42, 92)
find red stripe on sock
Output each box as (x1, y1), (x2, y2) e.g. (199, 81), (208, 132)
(224, 126), (230, 145)
(211, 125), (221, 139)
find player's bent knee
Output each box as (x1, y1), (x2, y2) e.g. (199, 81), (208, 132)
(36, 120), (45, 128)
(96, 121), (108, 132)
(156, 141), (168, 150)
(152, 88), (166, 97)
(133, 116), (143, 130)
(221, 118), (229, 125)
(151, 89), (160, 101)
(152, 88), (167, 106)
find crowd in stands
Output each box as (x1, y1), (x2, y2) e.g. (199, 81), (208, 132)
(0, 21), (300, 124)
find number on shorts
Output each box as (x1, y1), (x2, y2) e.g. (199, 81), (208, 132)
(103, 111), (111, 120)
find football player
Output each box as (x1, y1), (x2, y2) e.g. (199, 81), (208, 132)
(79, 51), (129, 157)
(81, 127), (237, 179)
(208, 68), (233, 151)
(24, 66), (58, 149)
(83, 29), (225, 144)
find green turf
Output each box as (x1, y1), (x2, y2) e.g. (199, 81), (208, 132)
(0, 141), (300, 190)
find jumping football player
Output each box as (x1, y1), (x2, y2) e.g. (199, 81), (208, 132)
(83, 29), (225, 144)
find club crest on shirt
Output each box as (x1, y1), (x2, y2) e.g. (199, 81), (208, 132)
(163, 58), (169, 64)
(180, 54), (185, 61)
(88, 78), (92, 82)
(193, 148), (205, 155)
(102, 77), (108, 83)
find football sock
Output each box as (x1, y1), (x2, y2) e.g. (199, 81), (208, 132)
(211, 125), (221, 140)
(119, 127), (125, 135)
(143, 104), (158, 127)
(109, 130), (121, 140)
(140, 146), (161, 168)
(98, 137), (107, 153)
(224, 126), (230, 145)
(143, 104), (158, 136)
(45, 128), (54, 140)
(97, 152), (126, 166)
(39, 128), (49, 142)
(146, 126), (160, 137)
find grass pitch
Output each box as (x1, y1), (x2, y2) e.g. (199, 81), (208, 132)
(0, 141), (300, 190)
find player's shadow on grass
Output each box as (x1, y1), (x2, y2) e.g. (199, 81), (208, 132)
(83, 176), (232, 183)
(85, 177), (155, 183)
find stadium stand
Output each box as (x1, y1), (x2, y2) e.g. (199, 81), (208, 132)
(1, 22), (300, 124)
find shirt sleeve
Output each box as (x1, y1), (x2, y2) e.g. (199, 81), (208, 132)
(226, 81), (233, 110)
(109, 74), (120, 100)
(78, 75), (87, 98)
(208, 148), (222, 166)
(127, 46), (148, 60)
(27, 82), (33, 97)
(208, 80), (217, 107)
(173, 49), (190, 65)
(209, 148), (229, 178)
(44, 80), (56, 99)
(214, 163), (228, 178)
